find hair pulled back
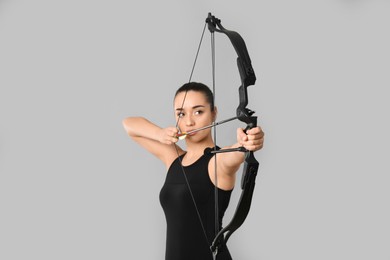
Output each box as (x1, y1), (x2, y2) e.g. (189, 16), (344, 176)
(175, 82), (215, 111)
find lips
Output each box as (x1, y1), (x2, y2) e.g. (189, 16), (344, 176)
(185, 130), (196, 136)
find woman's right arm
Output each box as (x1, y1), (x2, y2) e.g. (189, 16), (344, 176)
(122, 117), (184, 168)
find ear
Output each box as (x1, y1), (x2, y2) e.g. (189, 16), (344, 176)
(212, 106), (218, 122)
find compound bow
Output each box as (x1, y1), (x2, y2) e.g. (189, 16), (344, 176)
(175, 12), (260, 258)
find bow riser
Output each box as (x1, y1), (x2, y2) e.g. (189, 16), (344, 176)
(237, 85), (257, 129)
(242, 151), (259, 189)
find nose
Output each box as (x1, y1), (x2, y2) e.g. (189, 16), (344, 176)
(185, 114), (195, 127)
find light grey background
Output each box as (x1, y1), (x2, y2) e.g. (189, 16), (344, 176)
(1, 0), (389, 259)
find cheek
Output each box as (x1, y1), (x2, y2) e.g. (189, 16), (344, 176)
(177, 119), (185, 129)
(204, 113), (214, 124)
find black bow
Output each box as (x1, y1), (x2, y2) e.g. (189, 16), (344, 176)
(205, 12), (260, 256)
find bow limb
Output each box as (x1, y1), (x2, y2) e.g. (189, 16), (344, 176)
(206, 13), (256, 87)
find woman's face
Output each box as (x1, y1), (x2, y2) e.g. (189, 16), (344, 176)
(174, 90), (216, 140)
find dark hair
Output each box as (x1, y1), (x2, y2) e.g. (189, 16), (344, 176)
(175, 82), (215, 111)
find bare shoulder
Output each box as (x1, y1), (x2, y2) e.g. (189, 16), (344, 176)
(131, 135), (185, 169)
(163, 145), (186, 169)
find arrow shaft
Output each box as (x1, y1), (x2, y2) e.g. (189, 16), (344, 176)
(177, 116), (238, 138)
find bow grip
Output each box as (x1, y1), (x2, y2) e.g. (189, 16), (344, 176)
(241, 151), (259, 189)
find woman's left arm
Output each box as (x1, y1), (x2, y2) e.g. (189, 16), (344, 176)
(219, 126), (264, 175)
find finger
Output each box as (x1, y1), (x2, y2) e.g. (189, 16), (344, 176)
(247, 130), (264, 141)
(243, 143), (263, 151)
(246, 133), (260, 141)
(165, 138), (178, 145)
(243, 137), (264, 150)
(247, 126), (264, 136)
(236, 127), (245, 135)
(170, 129), (179, 136)
(169, 135), (179, 143)
(237, 128), (248, 141)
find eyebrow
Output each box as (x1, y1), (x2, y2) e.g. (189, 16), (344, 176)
(175, 105), (206, 111)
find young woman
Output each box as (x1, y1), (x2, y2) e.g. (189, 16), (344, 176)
(122, 82), (264, 260)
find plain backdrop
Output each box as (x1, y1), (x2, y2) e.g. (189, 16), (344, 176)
(1, 0), (389, 259)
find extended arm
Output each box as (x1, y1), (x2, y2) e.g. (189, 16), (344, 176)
(209, 126), (264, 190)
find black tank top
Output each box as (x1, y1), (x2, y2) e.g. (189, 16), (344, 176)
(159, 147), (233, 260)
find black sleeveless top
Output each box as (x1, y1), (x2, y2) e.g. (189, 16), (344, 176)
(159, 147), (233, 260)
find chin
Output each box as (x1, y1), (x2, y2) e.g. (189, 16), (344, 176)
(187, 134), (209, 144)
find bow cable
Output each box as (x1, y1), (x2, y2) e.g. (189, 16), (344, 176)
(211, 28), (220, 241)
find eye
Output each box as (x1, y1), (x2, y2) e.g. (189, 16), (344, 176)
(194, 110), (203, 115)
(177, 112), (185, 118)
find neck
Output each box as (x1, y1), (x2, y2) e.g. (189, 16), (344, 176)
(184, 135), (215, 158)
